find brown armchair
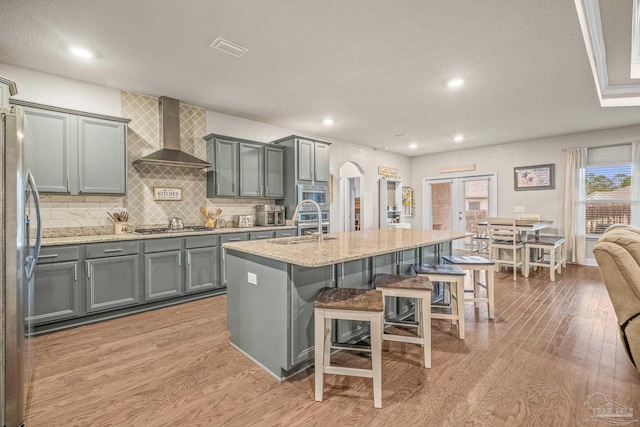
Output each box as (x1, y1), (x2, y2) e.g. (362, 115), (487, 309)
(593, 225), (640, 372)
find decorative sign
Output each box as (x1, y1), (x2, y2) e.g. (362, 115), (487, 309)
(439, 164), (476, 174)
(153, 187), (182, 201)
(514, 164), (555, 191)
(378, 166), (399, 178)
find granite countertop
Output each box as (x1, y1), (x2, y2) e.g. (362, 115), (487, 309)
(223, 228), (468, 268)
(42, 225), (297, 247)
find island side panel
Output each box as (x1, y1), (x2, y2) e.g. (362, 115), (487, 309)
(226, 250), (289, 378)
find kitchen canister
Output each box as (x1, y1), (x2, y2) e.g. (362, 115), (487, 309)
(114, 223), (128, 235)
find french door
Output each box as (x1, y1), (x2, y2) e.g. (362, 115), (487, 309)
(423, 174), (497, 250)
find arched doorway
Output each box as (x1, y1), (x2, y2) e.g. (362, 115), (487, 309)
(339, 161), (364, 232)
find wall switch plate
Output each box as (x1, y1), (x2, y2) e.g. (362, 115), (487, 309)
(247, 272), (257, 285)
(513, 206), (525, 213)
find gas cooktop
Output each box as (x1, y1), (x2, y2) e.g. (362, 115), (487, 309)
(134, 226), (212, 235)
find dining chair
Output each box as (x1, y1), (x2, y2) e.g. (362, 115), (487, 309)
(467, 214), (489, 254)
(487, 217), (527, 280)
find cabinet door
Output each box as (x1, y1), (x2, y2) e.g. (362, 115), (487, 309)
(239, 142), (264, 197)
(289, 265), (333, 368)
(30, 261), (80, 325)
(314, 142), (330, 183)
(23, 108), (73, 193)
(297, 139), (314, 181)
(220, 233), (250, 287)
(144, 251), (182, 301)
(86, 255), (140, 313)
(214, 138), (238, 196)
(78, 117), (126, 194)
(186, 247), (220, 293)
(264, 146), (284, 198)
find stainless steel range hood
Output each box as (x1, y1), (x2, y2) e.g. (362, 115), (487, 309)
(133, 96), (211, 169)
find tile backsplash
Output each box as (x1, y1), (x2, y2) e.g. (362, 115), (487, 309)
(41, 90), (277, 234)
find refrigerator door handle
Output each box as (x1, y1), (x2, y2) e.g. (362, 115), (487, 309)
(25, 169), (43, 280)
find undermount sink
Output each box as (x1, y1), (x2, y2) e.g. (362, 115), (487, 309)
(269, 236), (337, 245)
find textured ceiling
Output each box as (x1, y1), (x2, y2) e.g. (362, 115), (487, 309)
(1, 0), (639, 156)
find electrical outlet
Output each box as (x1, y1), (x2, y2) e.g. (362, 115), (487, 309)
(247, 272), (257, 285)
(513, 206), (525, 213)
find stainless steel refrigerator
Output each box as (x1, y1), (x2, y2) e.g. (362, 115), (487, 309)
(1, 96), (42, 424)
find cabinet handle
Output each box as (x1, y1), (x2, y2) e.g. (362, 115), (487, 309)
(228, 238), (242, 241)
(74, 264), (77, 281)
(256, 236), (268, 239)
(281, 233), (292, 237)
(37, 254), (58, 260)
(216, 184), (220, 194)
(178, 253), (181, 266)
(187, 252), (191, 265)
(104, 248), (123, 253)
(86, 261), (90, 279)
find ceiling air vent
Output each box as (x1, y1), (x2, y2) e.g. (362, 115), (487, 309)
(210, 37), (248, 57)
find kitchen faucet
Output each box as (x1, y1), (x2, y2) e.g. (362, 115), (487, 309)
(292, 199), (323, 242)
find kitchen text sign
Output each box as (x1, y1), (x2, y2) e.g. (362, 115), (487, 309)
(153, 187), (182, 201)
(378, 166), (399, 178)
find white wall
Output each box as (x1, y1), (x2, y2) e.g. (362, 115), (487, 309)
(411, 125), (640, 236)
(0, 63), (122, 116)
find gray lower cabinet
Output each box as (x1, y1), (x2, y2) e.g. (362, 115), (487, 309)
(289, 264), (334, 368)
(86, 255), (140, 313)
(144, 251), (183, 301)
(249, 231), (274, 240)
(185, 246), (220, 292)
(220, 233), (250, 287)
(274, 229), (296, 238)
(31, 261), (81, 324)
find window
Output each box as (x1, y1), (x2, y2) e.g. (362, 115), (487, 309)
(585, 164), (631, 234)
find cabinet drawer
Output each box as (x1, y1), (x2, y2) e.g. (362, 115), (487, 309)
(249, 231), (275, 240)
(220, 233), (250, 244)
(274, 229), (296, 238)
(86, 241), (139, 258)
(144, 238), (182, 253)
(37, 246), (79, 264)
(185, 234), (219, 249)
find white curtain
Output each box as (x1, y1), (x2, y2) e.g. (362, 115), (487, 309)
(632, 142), (640, 227)
(564, 147), (587, 264)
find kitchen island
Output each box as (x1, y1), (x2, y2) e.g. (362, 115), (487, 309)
(223, 228), (467, 380)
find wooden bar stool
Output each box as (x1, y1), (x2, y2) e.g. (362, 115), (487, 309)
(314, 288), (384, 408)
(524, 236), (566, 281)
(442, 255), (495, 319)
(373, 274), (433, 368)
(412, 264), (466, 339)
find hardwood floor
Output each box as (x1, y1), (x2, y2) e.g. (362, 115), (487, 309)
(25, 265), (640, 426)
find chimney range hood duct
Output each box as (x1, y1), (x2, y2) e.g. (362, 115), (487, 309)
(132, 96), (212, 169)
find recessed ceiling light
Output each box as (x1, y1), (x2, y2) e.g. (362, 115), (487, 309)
(69, 47), (94, 59)
(447, 78), (464, 88)
(322, 118), (334, 126)
(409, 142), (418, 149)
(453, 135), (464, 142)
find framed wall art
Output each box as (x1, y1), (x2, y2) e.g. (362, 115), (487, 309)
(513, 164), (554, 191)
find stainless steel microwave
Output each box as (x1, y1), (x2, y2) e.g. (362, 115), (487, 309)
(297, 184), (329, 210)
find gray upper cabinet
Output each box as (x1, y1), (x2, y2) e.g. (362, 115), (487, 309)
(205, 133), (284, 199)
(23, 108), (73, 193)
(239, 142), (264, 197)
(78, 116), (126, 194)
(212, 138), (238, 197)
(264, 146), (284, 197)
(19, 102), (129, 195)
(314, 142), (330, 182)
(297, 139), (314, 181)
(296, 138), (329, 183)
